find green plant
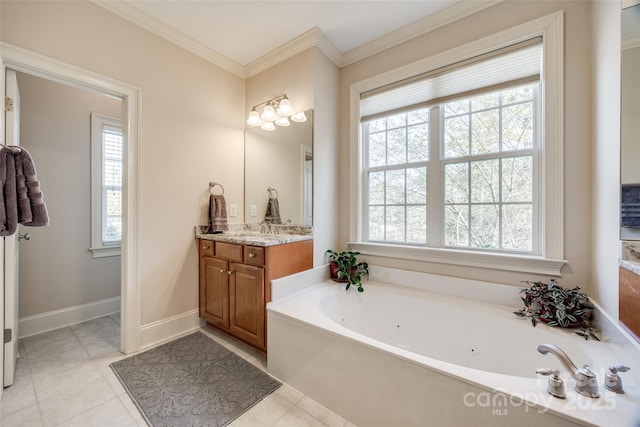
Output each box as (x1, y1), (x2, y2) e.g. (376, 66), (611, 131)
(326, 249), (369, 292)
(513, 279), (599, 340)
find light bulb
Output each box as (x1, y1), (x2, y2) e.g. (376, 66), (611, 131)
(277, 97), (293, 116)
(246, 109), (261, 126)
(261, 104), (277, 121)
(290, 111), (307, 122)
(261, 121), (276, 131)
(275, 117), (290, 127)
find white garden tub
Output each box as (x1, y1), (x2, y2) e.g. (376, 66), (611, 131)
(267, 266), (640, 427)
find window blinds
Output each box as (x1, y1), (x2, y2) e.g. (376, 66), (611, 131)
(360, 37), (542, 122)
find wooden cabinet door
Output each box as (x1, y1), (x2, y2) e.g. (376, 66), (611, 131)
(200, 256), (229, 329)
(229, 262), (265, 349)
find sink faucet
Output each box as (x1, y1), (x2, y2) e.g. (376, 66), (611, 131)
(258, 220), (267, 234)
(537, 343), (600, 398)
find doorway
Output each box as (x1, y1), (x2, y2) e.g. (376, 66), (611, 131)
(1, 44), (140, 393)
(13, 69), (122, 342)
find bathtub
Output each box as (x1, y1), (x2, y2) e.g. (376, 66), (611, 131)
(267, 266), (640, 427)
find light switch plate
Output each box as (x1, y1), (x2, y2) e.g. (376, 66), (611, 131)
(250, 205), (257, 217)
(229, 204), (237, 217)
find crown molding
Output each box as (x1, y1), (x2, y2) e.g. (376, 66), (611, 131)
(92, 0), (505, 78)
(245, 28), (341, 78)
(92, 0), (245, 77)
(340, 0), (505, 67)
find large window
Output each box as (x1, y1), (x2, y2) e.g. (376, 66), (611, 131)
(364, 83), (537, 253)
(90, 113), (123, 258)
(351, 13), (565, 275)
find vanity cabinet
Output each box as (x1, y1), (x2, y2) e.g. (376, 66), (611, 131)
(198, 238), (312, 351)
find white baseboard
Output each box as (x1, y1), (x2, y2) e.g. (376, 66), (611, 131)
(18, 297), (121, 339)
(139, 309), (204, 351)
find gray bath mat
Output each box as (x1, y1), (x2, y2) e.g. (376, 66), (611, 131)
(110, 332), (281, 426)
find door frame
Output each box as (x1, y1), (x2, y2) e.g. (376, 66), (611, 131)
(0, 43), (141, 362)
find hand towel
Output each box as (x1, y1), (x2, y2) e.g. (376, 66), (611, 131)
(209, 194), (228, 232)
(264, 197), (282, 224)
(14, 147), (49, 226)
(0, 148), (17, 236)
(621, 184), (640, 228)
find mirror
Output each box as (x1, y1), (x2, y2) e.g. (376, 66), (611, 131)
(621, 4), (640, 240)
(244, 109), (313, 226)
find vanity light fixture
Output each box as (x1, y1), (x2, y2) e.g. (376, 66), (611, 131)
(261, 121), (276, 131)
(274, 117), (290, 127)
(290, 111), (307, 123)
(246, 94), (302, 130)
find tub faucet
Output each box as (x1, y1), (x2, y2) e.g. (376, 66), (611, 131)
(537, 343), (600, 398)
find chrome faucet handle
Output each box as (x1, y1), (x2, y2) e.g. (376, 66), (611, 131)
(536, 343), (600, 399)
(258, 220), (267, 234)
(604, 365), (630, 394)
(575, 364), (600, 399)
(536, 368), (566, 399)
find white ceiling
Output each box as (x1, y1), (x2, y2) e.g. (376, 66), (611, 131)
(122, 1), (456, 65)
(95, 1), (502, 76)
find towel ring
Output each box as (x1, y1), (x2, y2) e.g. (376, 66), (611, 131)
(268, 187), (278, 198)
(209, 182), (224, 196)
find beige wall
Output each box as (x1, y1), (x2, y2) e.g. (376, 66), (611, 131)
(1, 0), (246, 326)
(339, 1), (594, 290)
(591, 0), (622, 319)
(312, 49), (341, 266)
(621, 46), (640, 185)
(246, 47), (341, 266)
(16, 72), (122, 317)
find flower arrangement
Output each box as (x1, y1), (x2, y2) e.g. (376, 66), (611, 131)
(513, 279), (599, 340)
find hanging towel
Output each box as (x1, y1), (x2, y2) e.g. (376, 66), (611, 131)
(0, 149), (17, 236)
(208, 194), (228, 232)
(264, 197), (282, 224)
(14, 147), (49, 226)
(621, 184), (640, 228)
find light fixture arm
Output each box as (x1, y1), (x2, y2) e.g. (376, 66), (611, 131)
(250, 94), (289, 113)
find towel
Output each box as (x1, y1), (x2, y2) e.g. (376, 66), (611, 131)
(14, 147), (49, 226)
(208, 194), (228, 232)
(0, 149), (17, 236)
(264, 197), (282, 224)
(621, 184), (640, 228)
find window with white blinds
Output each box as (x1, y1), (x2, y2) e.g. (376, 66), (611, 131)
(350, 14), (565, 275)
(90, 113), (123, 258)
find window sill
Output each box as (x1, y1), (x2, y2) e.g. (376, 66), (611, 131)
(348, 242), (567, 276)
(89, 245), (121, 258)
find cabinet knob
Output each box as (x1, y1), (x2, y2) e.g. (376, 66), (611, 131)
(248, 253), (255, 258)
(203, 245), (210, 250)
(220, 269), (225, 273)
(228, 271), (233, 275)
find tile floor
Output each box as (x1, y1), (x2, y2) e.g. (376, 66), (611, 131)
(0, 315), (354, 427)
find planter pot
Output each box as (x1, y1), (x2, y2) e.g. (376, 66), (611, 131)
(329, 262), (351, 283)
(538, 306), (581, 328)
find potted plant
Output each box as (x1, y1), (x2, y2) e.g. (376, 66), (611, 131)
(325, 249), (369, 292)
(513, 279), (599, 340)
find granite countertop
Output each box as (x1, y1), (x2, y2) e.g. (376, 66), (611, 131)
(620, 241), (640, 275)
(620, 259), (640, 275)
(195, 225), (312, 247)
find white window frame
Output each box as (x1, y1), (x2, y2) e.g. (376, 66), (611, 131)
(349, 12), (565, 276)
(90, 112), (122, 258)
